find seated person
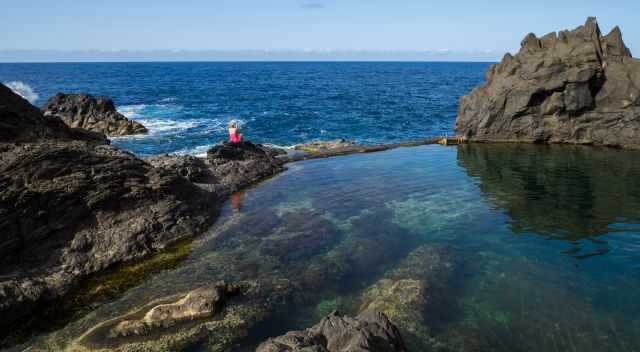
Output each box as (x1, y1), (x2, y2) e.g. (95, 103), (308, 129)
(228, 119), (243, 143)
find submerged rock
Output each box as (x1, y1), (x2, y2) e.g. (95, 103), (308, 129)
(257, 310), (406, 352)
(72, 281), (273, 351)
(293, 139), (357, 153)
(358, 244), (458, 349)
(108, 282), (240, 338)
(42, 93), (148, 136)
(456, 17), (640, 149)
(259, 211), (341, 262)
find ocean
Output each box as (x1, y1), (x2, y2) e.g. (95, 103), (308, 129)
(0, 62), (488, 156)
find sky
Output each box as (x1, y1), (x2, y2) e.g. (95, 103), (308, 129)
(1, 0), (639, 61)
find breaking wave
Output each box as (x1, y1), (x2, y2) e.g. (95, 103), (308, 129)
(4, 81), (39, 104)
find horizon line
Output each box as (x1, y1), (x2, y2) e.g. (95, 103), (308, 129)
(0, 59), (499, 64)
(0, 49), (504, 63)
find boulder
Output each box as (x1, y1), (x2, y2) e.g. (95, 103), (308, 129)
(41, 93), (148, 136)
(257, 310), (406, 352)
(456, 17), (640, 149)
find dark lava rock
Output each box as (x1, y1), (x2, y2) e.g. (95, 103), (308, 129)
(206, 141), (284, 193)
(257, 310), (407, 352)
(1, 83), (281, 337)
(456, 17), (640, 149)
(0, 84), (108, 144)
(145, 154), (214, 183)
(42, 93), (148, 136)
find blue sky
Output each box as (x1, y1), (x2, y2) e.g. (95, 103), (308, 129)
(2, 0), (639, 60)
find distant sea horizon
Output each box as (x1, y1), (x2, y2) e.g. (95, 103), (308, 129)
(0, 49), (503, 63)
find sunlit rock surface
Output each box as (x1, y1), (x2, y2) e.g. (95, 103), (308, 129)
(456, 18), (640, 149)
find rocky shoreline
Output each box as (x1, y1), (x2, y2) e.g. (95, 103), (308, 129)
(0, 84), (286, 346)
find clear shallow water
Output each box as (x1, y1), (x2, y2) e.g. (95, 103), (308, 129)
(0, 62), (487, 156)
(19, 144), (640, 351)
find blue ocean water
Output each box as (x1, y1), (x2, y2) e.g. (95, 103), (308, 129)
(0, 62), (488, 156)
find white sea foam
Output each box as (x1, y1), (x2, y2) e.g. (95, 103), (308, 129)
(160, 97), (178, 103)
(4, 81), (39, 103)
(174, 144), (217, 157)
(118, 104), (147, 118)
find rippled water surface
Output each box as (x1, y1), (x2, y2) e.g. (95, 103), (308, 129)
(16, 144), (640, 352)
(0, 62), (486, 155)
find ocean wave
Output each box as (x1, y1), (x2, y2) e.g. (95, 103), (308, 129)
(137, 117), (207, 133)
(118, 103), (183, 119)
(160, 97), (178, 103)
(173, 144), (216, 157)
(4, 81), (39, 103)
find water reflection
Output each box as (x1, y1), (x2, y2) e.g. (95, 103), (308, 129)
(457, 143), (640, 257)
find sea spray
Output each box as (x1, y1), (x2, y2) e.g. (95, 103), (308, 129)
(4, 81), (39, 103)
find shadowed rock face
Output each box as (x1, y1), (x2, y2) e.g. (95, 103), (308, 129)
(456, 17), (640, 149)
(0, 85), (107, 143)
(257, 310), (407, 352)
(42, 93), (148, 136)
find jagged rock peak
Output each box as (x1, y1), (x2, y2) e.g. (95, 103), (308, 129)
(455, 18), (640, 149)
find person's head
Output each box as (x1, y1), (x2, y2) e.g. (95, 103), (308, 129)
(229, 119), (239, 129)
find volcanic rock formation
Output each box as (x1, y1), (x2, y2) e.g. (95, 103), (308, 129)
(0, 83), (283, 336)
(456, 17), (640, 149)
(42, 93), (148, 136)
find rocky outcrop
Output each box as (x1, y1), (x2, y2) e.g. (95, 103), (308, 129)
(206, 141), (285, 193)
(456, 18), (640, 149)
(0, 83), (284, 339)
(0, 85), (107, 144)
(257, 310), (406, 352)
(42, 93), (148, 136)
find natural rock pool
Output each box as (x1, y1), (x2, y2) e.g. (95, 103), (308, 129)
(17, 144), (640, 351)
